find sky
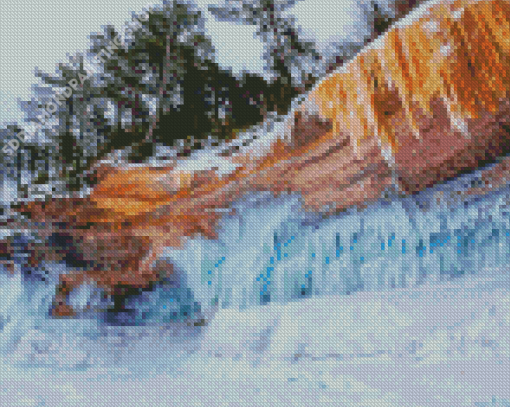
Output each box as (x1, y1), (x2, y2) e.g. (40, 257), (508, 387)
(0, 0), (373, 127)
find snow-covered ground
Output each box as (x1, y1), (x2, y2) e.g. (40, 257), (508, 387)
(1, 161), (510, 406)
(0, 266), (508, 406)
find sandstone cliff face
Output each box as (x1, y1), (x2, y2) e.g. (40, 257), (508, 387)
(289, 0), (510, 209)
(178, 0), (510, 215)
(6, 0), (510, 317)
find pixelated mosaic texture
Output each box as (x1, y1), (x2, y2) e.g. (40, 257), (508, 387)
(0, 0), (509, 406)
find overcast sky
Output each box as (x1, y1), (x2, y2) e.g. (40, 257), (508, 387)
(0, 0), (372, 126)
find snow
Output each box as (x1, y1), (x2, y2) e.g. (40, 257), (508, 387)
(1, 162), (510, 406)
(0, 273), (508, 406)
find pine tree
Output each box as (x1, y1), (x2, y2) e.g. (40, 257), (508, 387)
(209, 0), (321, 92)
(18, 52), (112, 191)
(9, 0), (418, 195)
